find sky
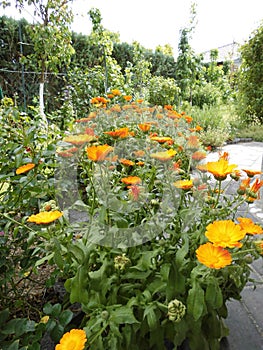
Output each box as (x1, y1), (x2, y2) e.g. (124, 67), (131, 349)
(2, 0), (263, 57)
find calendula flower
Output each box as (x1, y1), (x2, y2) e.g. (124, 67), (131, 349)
(27, 210), (63, 224)
(138, 123), (151, 132)
(230, 169), (242, 181)
(174, 179), (193, 190)
(205, 158), (237, 181)
(150, 136), (173, 144)
(123, 95), (132, 101)
(219, 151), (229, 161)
(104, 127), (130, 138)
(55, 329), (87, 350)
(186, 135), (200, 149)
(237, 217), (263, 235)
(196, 242), (232, 269)
(16, 163), (35, 175)
(86, 144), (114, 162)
(120, 158), (135, 166)
(242, 169), (262, 177)
(205, 220), (246, 248)
(150, 149), (177, 162)
(121, 176), (142, 185)
(191, 151), (207, 161)
(63, 134), (96, 145)
(237, 177), (251, 195)
(254, 240), (263, 255)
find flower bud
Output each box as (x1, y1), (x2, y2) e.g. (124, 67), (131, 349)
(167, 299), (186, 323)
(101, 310), (109, 320)
(114, 254), (131, 270)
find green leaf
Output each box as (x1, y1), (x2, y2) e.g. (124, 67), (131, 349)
(59, 310), (73, 327)
(143, 304), (158, 331)
(0, 309), (9, 325)
(187, 283), (205, 321)
(110, 306), (139, 325)
(205, 282), (223, 309)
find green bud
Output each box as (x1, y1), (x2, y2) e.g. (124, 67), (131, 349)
(167, 299), (186, 323)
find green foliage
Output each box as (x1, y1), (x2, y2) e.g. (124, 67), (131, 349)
(148, 76), (180, 106)
(238, 21), (263, 123)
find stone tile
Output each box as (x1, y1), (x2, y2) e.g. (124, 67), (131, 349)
(224, 299), (263, 350)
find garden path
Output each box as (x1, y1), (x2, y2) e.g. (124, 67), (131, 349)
(206, 141), (263, 350)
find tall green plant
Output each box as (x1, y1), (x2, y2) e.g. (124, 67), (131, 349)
(14, 0), (75, 120)
(238, 21), (263, 123)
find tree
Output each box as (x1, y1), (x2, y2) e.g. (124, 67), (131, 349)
(11, 0), (75, 121)
(175, 2), (202, 105)
(238, 22), (263, 123)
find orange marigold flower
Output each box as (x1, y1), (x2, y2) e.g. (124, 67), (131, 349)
(123, 95), (132, 101)
(63, 134), (96, 145)
(174, 179), (193, 190)
(191, 151), (207, 161)
(133, 150), (145, 157)
(205, 220), (246, 248)
(55, 329), (87, 350)
(16, 163), (35, 175)
(86, 144), (114, 162)
(136, 161), (145, 166)
(237, 217), (263, 235)
(245, 178), (263, 202)
(75, 117), (90, 123)
(205, 158), (237, 181)
(121, 176), (142, 185)
(150, 136), (173, 144)
(164, 104), (173, 110)
(27, 210), (63, 224)
(242, 169), (262, 177)
(120, 158), (135, 166)
(237, 177), (251, 195)
(150, 149), (177, 162)
(186, 135), (200, 149)
(104, 127), (130, 138)
(138, 123), (151, 132)
(110, 89), (121, 96)
(230, 169), (242, 181)
(196, 242), (232, 269)
(184, 115), (193, 123)
(219, 151), (230, 161)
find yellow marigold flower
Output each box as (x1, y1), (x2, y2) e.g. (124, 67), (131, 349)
(205, 158), (237, 181)
(121, 176), (142, 185)
(237, 217), (263, 235)
(104, 127), (130, 138)
(63, 134), (96, 145)
(86, 145), (114, 163)
(150, 149), (177, 162)
(55, 329), (87, 350)
(27, 210), (63, 224)
(242, 169), (262, 177)
(205, 220), (246, 248)
(174, 179), (193, 190)
(150, 136), (173, 144)
(16, 163), (35, 175)
(196, 242), (232, 269)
